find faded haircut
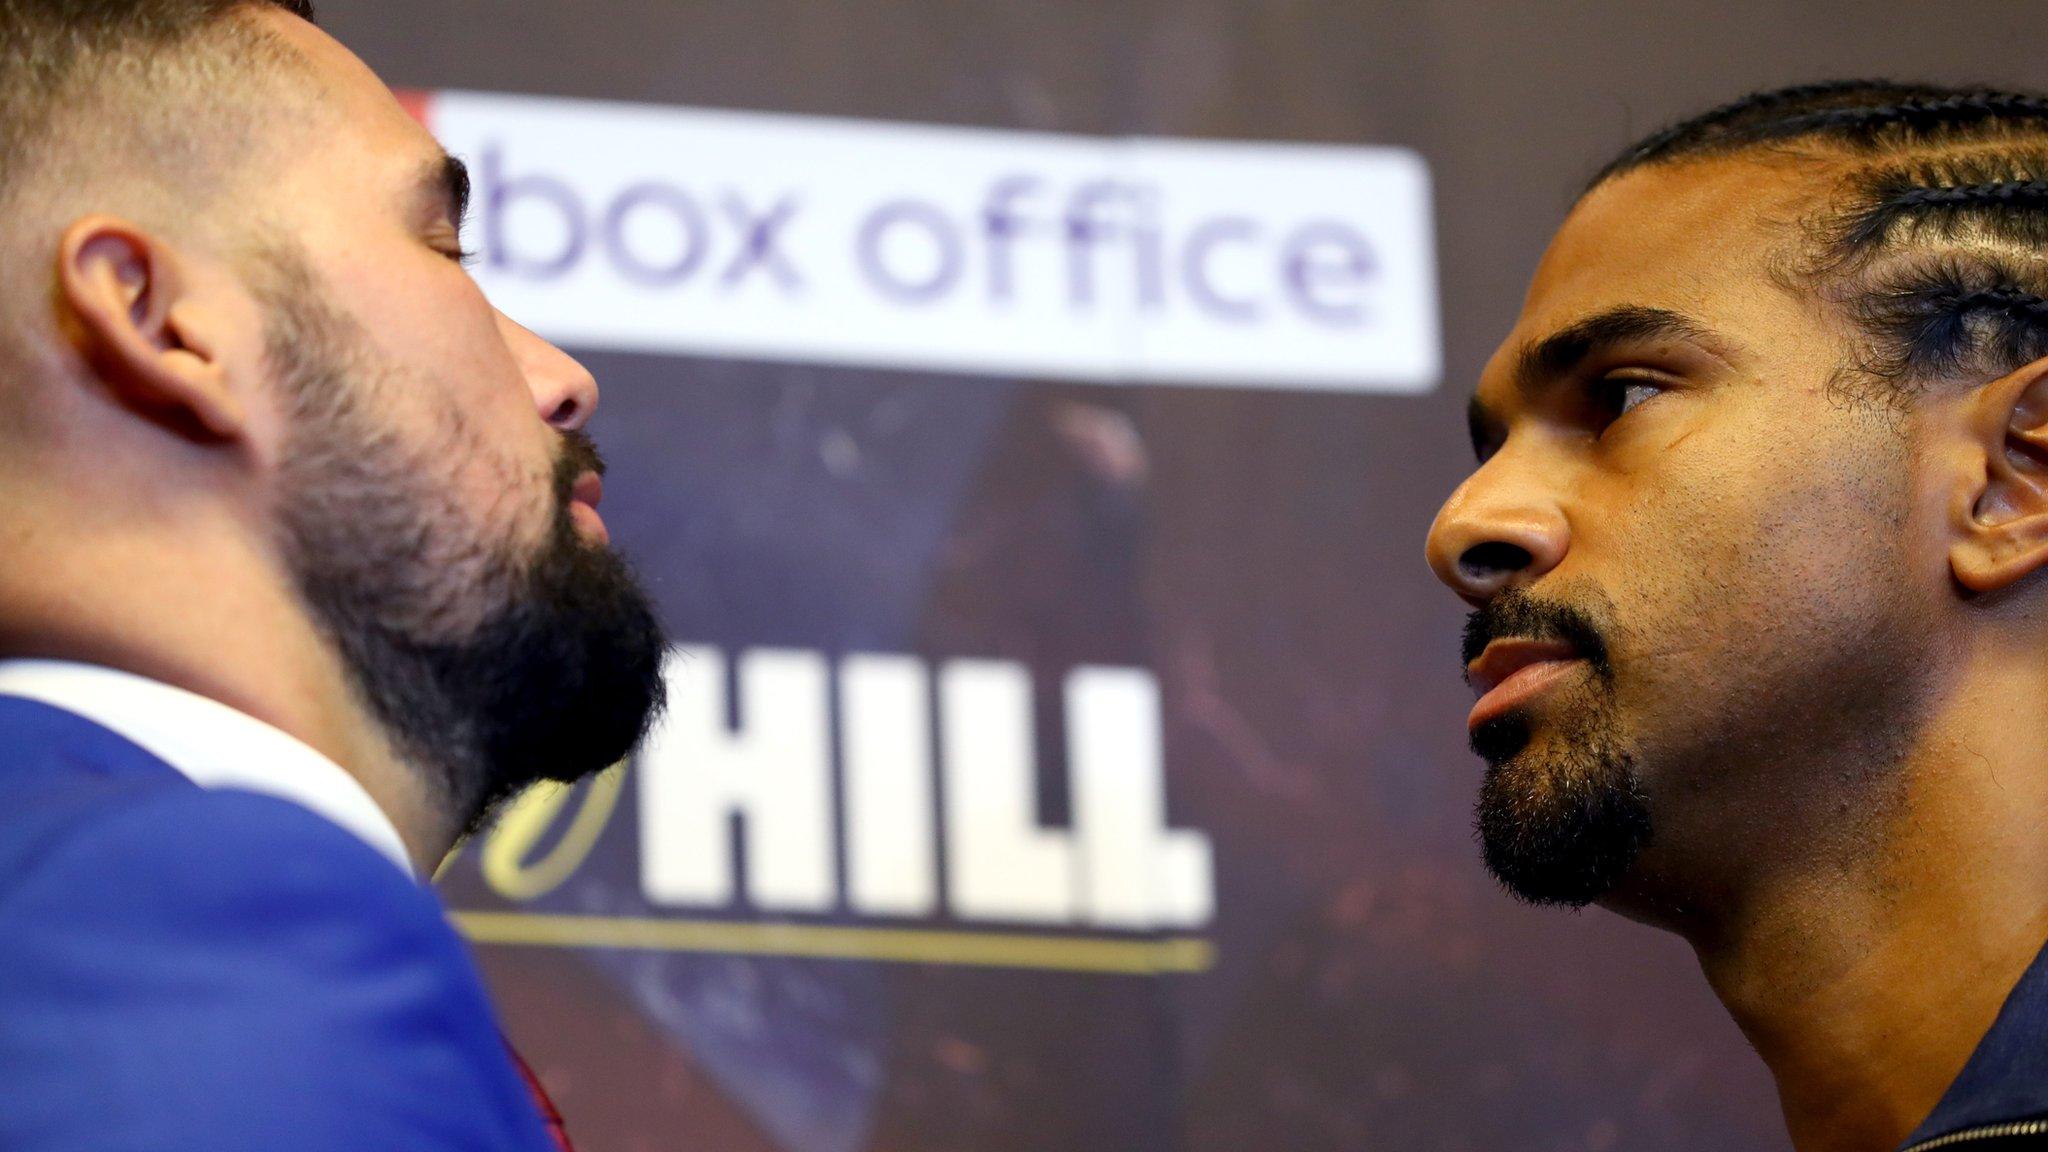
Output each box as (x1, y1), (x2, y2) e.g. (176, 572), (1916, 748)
(0, 0), (317, 217)
(1593, 82), (2048, 401)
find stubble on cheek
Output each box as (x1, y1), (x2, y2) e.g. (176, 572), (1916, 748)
(1593, 412), (1930, 884)
(277, 360), (558, 649)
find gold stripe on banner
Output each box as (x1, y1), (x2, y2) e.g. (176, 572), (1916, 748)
(452, 911), (1216, 975)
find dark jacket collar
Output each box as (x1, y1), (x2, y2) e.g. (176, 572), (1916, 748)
(1900, 936), (2048, 1149)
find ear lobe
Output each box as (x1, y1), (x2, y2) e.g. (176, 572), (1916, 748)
(1953, 356), (2048, 594)
(58, 215), (248, 444)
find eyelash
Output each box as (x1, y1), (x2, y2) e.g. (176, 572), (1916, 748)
(1591, 375), (1665, 421)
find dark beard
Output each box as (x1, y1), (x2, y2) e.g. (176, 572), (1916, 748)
(257, 249), (667, 830)
(1464, 588), (1650, 908)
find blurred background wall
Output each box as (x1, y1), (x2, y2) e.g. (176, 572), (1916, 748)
(322, 3), (2048, 1149)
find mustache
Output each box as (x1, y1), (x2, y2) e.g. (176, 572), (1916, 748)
(1461, 587), (1613, 673)
(553, 428), (606, 503)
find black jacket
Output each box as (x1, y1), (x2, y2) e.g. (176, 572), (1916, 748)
(1899, 943), (2048, 1149)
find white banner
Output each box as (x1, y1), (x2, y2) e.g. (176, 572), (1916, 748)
(421, 90), (1441, 393)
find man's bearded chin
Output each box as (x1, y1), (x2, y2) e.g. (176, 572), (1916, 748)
(1465, 588), (1651, 908)
(260, 257), (668, 833)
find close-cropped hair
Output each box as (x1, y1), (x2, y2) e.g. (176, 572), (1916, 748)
(1594, 81), (2048, 402)
(0, 0), (317, 212)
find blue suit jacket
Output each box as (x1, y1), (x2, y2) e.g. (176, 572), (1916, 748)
(0, 696), (558, 1151)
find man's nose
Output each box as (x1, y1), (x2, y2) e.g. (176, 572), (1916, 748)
(497, 310), (599, 431)
(1424, 462), (1570, 607)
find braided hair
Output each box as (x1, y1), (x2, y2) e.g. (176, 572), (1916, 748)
(1595, 82), (2048, 394)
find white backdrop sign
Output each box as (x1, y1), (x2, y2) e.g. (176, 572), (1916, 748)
(417, 89), (1441, 392)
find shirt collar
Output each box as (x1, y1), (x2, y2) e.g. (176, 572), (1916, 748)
(1899, 934), (2048, 1149)
(0, 659), (416, 878)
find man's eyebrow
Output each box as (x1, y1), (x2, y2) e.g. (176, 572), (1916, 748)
(416, 152), (471, 229)
(1512, 304), (1720, 393)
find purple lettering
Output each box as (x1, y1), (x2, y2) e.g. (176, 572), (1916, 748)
(602, 183), (710, 287)
(1181, 217), (1263, 322)
(482, 144), (586, 281)
(857, 200), (962, 304)
(1064, 181), (1122, 308)
(1282, 222), (1375, 326)
(718, 193), (803, 292)
(981, 175), (1040, 303)
(1133, 205), (1167, 312)
(1062, 181), (1165, 311)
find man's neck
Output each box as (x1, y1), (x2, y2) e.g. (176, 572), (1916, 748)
(0, 547), (459, 872)
(1687, 687), (2048, 1152)
(1707, 882), (2048, 1151)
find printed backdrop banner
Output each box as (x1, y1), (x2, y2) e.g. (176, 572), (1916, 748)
(417, 89), (1440, 390)
(410, 86), (1789, 1152)
(311, 0), (2033, 1146)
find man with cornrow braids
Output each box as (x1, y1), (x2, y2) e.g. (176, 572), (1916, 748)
(1430, 81), (2048, 1151)
(0, 2), (668, 1149)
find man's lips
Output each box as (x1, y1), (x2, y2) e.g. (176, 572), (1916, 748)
(1465, 639), (1584, 730)
(568, 471), (608, 544)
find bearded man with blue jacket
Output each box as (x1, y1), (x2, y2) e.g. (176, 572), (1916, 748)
(0, 3), (667, 1149)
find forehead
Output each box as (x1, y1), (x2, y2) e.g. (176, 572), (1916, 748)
(250, 9), (445, 185)
(1480, 157), (1842, 398)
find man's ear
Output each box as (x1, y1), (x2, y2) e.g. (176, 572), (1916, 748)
(1952, 356), (2048, 594)
(57, 215), (248, 444)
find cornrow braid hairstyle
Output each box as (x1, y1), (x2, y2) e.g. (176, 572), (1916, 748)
(1596, 80), (1916, 181)
(1765, 91), (2048, 146)
(1849, 263), (2048, 385)
(1596, 81), (2048, 399)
